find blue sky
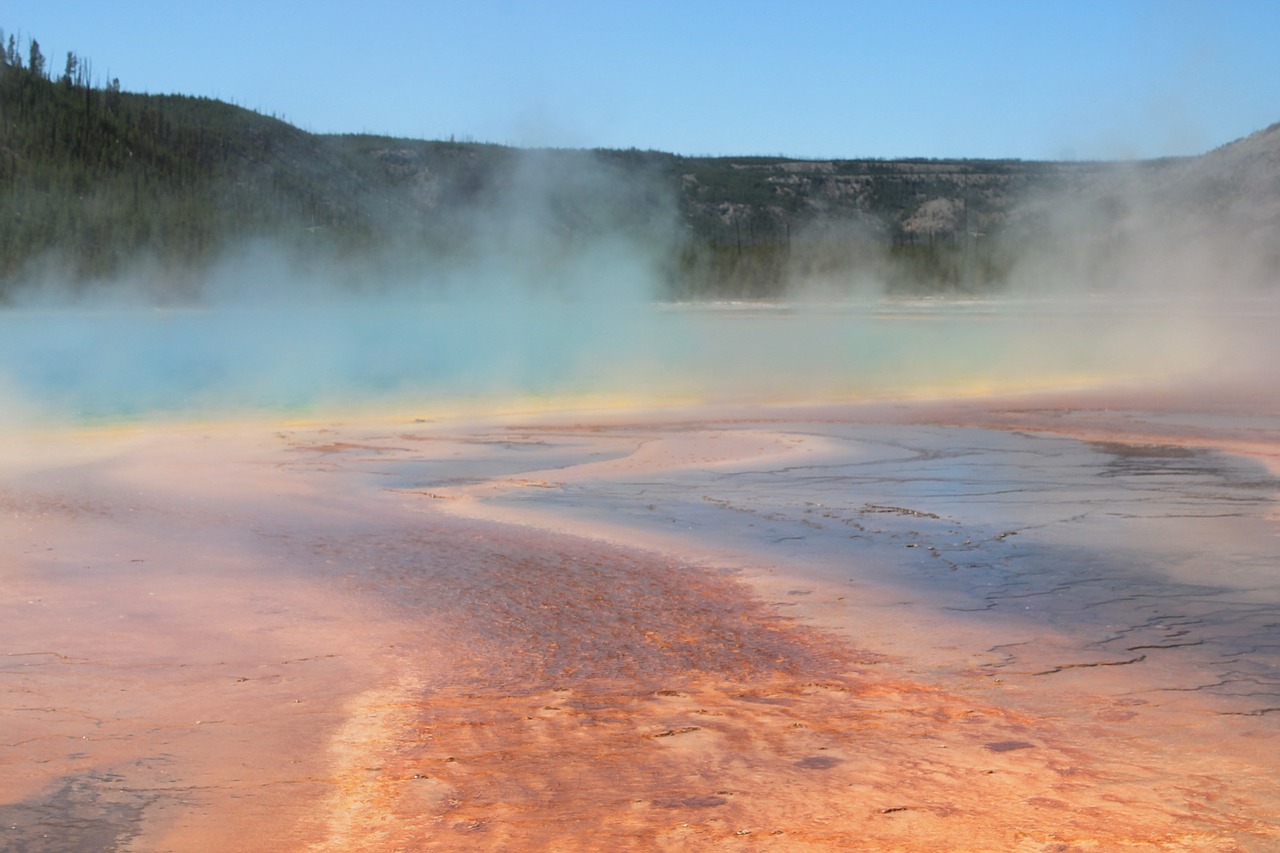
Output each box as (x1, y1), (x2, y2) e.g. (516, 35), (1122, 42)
(6, 0), (1280, 160)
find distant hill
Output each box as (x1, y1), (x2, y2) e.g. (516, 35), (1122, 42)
(2, 30), (1276, 301)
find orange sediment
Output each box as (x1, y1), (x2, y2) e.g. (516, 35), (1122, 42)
(2, 395), (1280, 851)
(303, 512), (1278, 851)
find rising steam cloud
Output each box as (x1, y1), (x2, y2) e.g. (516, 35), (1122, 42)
(1, 140), (1277, 427)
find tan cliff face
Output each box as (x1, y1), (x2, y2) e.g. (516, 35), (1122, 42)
(680, 125), (1280, 277)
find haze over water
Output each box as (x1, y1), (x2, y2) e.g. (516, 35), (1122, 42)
(0, 291), (1260, 424)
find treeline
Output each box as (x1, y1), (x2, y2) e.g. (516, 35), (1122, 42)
(0, 30), (376, 293)
(0, 28), (1121, 301)
(0, 34), (680, 297)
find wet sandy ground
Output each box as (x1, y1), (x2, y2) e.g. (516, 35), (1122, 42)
(4, 383), (1280, 851)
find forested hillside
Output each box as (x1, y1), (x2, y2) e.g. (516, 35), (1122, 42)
(2, 29), (1276, 302)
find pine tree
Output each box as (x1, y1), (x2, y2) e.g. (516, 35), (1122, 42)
(62, 50), (77, 87)
(28, 38), (44, 78)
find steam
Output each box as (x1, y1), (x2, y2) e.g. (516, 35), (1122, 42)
(1001, 157), (1279, 299)
(1, 141), (1277, 428)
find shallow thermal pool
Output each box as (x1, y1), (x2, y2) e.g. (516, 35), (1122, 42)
(0, 294), (1257, 421)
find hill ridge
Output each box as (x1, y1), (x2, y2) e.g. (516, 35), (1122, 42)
(2, 29), (1277, 300)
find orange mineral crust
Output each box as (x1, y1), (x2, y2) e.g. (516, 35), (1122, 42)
(3, 390), (1280, 851)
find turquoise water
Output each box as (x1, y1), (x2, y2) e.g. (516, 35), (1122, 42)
(0, 294), (1250, 423)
